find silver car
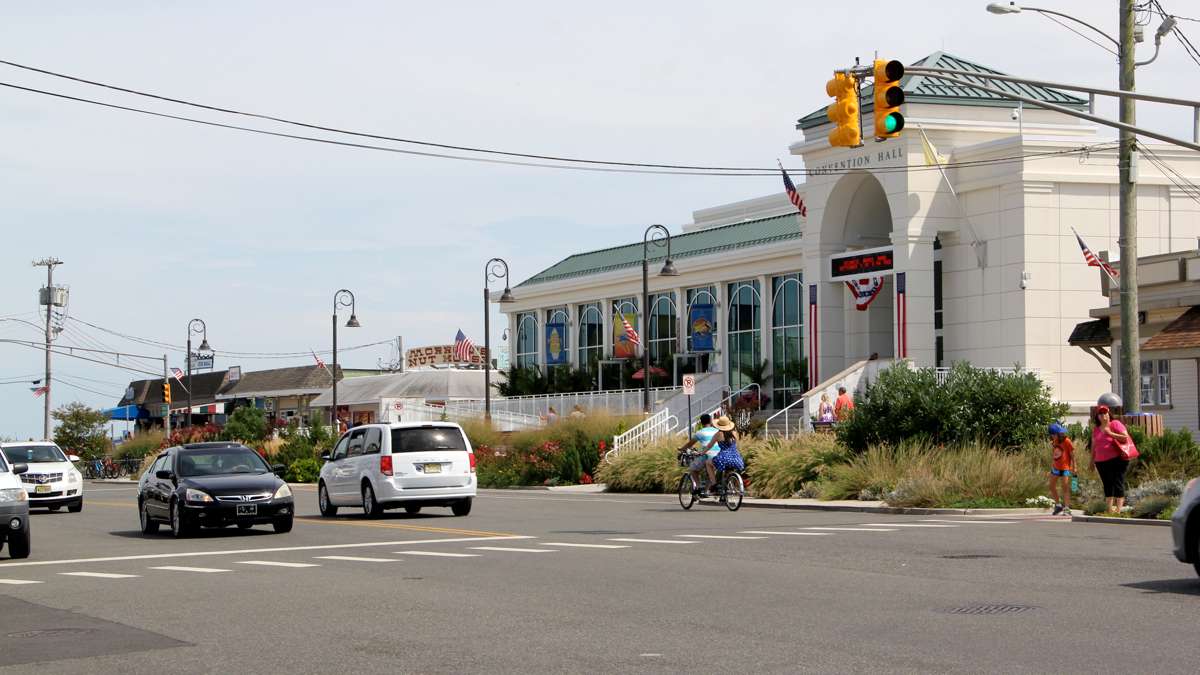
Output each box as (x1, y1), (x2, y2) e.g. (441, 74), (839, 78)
(1171, 477), (1200, 578)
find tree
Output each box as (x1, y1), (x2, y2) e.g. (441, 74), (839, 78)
(51, 402), (110, 460)
(222, 406), (268, 444)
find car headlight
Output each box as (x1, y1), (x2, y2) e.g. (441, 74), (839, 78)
(68, 470), (80, 483)
(185, 488), (213, 504)
(273, 484), (292, 500)
(0, 488), (27, 503)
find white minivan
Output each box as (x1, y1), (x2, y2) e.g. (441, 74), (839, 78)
(318, 422), (476, 518)
(0, 441), (84, 512)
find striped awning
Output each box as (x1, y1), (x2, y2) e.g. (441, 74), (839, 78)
(170, 402), (225, 415)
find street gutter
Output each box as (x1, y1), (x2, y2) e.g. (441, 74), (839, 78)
(1070, 514), (1171, 527)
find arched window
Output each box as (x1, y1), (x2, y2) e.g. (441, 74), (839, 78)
(771, 273), (805, 408)
(577, 302), (603, 369)
(515, 312), (538, 369)
(647, 292), (677, 368)
(727, 280), (761, 391)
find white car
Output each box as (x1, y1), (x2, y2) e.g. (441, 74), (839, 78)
(0, 442), (84, 512)
(0, 451), (31, 558)
(318, 422), (476, 518)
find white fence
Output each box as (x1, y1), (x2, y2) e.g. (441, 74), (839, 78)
(403, 404), (543, 432)
(608, 408), (677, 463)
(451, 386), (677, 420)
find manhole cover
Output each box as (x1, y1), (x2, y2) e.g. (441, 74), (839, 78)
(944, 604), (1038, 616)
(6, 628), (96, 639)
(941, 554), (1000, 560)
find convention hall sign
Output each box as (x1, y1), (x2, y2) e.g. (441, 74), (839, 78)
(809, 145), (905, 176)
(405, 345), (490, 368)
(830, 246), (894, 280)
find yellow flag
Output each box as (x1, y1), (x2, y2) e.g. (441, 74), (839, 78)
(921, 130), (947, 167)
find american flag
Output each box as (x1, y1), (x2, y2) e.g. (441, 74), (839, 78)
(621, 315), (641, 347)
(31, 385), (48, 398)
(170, 367), (185, 382)
(454, 330), (475, 362)
(778, 161), (807, 217)
(311, 350), (330, 374)
(1072, 228), (1119, 283)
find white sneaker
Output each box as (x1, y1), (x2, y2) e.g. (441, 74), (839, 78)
(1062, 508), (1072, 516)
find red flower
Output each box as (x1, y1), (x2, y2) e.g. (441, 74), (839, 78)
(580, 473), (593, 484)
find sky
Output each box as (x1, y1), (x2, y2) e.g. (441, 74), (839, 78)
(1, 1), (1197, 439)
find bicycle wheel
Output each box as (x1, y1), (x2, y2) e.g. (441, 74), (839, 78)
(723, 472), (744, 512)
(677, 474), (696, 510)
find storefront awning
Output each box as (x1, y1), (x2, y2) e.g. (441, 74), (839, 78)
(103, 405), (144, 421)
(169, 402), (226, 415)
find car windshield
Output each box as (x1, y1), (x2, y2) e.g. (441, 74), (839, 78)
(390, 427), (467, 453)
(177, 448), (270, 477)
(2, 445), (67, 464)
(0, 453), (7, 473)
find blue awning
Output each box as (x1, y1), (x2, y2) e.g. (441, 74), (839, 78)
(103, 405), (143, 421)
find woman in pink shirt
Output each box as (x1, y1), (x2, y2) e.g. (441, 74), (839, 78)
(1090, 405), (1138, 513)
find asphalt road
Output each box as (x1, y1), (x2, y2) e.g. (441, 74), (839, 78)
(0, 480), (1196, 674)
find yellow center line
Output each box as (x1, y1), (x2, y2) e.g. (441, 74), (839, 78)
(294, 516), (514, 538)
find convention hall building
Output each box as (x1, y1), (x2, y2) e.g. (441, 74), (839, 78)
(497, 53), (1200, 417)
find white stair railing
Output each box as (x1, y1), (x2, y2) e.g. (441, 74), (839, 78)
(763, 396), (807, 439)
(606, 408), (678, 463)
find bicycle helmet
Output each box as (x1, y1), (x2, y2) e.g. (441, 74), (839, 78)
(1048, 423), (1067, 436)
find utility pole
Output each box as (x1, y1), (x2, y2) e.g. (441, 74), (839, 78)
(163, 356), (171, 439)
(32, 257), (62, 440)
(1118, 0), (1139, 413)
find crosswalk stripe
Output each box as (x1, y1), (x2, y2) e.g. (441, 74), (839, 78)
(398, 551), (480, 558)
(541, 543), (630, 549)
(739, 531), (833, 536)
(237, 561), (319, 568)
(608, 538), (698, 544)
(0, 579), (43, 585)
(150, 566), (231, 573)
(677, 534), (766, 540)
(920, 519), (1017, 524)
(59, 572), (140, 578)
(314, 556), (400, 562)
(861, 523), (958, 528)
(469, 546), (557, 553)
(802, 527), (898, 532)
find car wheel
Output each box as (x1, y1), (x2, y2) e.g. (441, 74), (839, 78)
(318, 482), (337, 517)
(7, 523), (30, 559)
(237, 522), (254, 530)
(362, 483), (383, 518)
(139, 500), (159, 535)
(1192, 522), (1200, 579)
(68, 499), (83, 513)
(404, 505), (421, 515)
(451, 499), (472, 517)
(169, 499), (191, 538)
(272, 516), (294, 534)
(47, 505), (61, 512)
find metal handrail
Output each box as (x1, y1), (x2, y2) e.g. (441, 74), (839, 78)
(763, 396), (807, 439)
(608, 408), (677, 463)
(686, 382), (761, 431)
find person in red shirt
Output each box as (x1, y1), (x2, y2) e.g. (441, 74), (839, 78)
(833, 386), (855, 421)
(1047, 423), (1074, 515)
(1091, 405), (1138, 513)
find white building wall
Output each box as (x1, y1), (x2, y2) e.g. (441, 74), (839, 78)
(1164, 359), (1199, 432)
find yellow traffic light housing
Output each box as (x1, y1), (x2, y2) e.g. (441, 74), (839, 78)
(163, 381), (172, 404)
(873, 59), (905, 139)
(825, 72), (862, 148)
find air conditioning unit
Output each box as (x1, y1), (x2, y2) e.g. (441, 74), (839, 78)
(38, 286), (68, 307)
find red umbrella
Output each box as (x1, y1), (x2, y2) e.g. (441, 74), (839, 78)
(631, 366), (668, 380)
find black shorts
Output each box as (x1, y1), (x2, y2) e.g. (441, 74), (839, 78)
(1095, 458), (1130, 498)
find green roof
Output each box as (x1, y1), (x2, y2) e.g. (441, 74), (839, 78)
(797, 51), (1089, 130)
(518, 212), (801, 287)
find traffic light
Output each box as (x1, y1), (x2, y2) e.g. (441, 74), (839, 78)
(825, 72), (861, 148)
(873, 59), (905, 139)
(163, 381), (172, 404)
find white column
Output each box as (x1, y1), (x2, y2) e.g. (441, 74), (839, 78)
(759, 274), (772, 391)
(566, 303), (579, 369)
(602, 297), (613, 359)
(815, 245), (847, 384)
(536, 310), (546, 374)
(892, 233), (937, 367)
(715, 282), (728, 382)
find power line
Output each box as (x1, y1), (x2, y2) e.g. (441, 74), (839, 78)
(1041, 13), (1119, 56)
(54, 375), (120, 399)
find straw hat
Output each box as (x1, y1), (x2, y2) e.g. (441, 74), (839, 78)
(714, 416), (736, 432)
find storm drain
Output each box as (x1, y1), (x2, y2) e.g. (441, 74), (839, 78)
(944, 604), (1038, 616)
(940, 554), (1000, 560)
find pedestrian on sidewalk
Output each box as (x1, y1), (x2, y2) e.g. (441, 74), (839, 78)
(1091, 405), (1139, 513)
(817, 393), (835, 423)
(1047, 423), (1074, 515)
(833, 386), (855, 421)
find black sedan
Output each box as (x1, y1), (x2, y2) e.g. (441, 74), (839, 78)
(137, 442), (294, 537)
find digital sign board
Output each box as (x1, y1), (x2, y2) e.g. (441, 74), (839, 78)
(830, 248), (894, 279)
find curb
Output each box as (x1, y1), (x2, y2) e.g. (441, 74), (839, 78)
(1070, 514), (1171, 527)
(739, 501), (1049, 516)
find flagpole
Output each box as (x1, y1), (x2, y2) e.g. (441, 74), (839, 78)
(918, 125), (986, 267)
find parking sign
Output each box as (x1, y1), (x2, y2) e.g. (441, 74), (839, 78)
(682, 374), (696, 396)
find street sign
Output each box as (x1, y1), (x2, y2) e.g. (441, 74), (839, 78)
(159, 404), (169, 417)
(190, 352), (214, 371)
(682, 374), (696, 396)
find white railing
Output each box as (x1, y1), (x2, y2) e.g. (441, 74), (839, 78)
(685, 382), (763, 431)
(762, 396), (807, 439)
(607, 408), (677, 463)
(933, 367), (1048, 387)
(452, 386), (676, 420)
(404, 404), (543, 432)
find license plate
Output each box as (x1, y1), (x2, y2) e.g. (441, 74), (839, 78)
(35, 485), (50, 494)
(423, 463), (442, 474)
(236, 504), (257, 516)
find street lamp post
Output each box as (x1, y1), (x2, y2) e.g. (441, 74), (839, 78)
(332, 290), (360, 432)
(483, 258), (515, 421)
(642, 224), (679, 415)
(186, 318), (210, 428)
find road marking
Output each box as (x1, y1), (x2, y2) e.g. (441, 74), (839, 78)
(295, 516), (515, 538)
(920, 519), (1017, 525)
(542, 543), (630, 549)
(314, 556), (400, 562)
(469, 546), (557, 553)
(608, 538), (698, 544)
(677, 534), (766, 540)
(399, 551), (480, 558)
(861, 523), (958, 528)
(0, 535), (532, 569)
(802, 527), (898, 532)
(238, 560), (319, 568)
(739, 531), (833, 536)
(59, 572), (140, 579)
(82, 487), (138, 493)
(0, 579), (43, 585)
(150, 566), (231, 573)
(84, 500), (138, 508)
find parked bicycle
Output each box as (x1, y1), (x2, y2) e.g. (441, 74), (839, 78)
(676, 450), (744, 511)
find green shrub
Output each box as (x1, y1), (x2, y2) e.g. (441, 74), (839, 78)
(113, 431), (164, 460)
(1083, 499), (1109, 515)
(595, 443), (680, 493)
(1129, 428), (1200, 480)
(1131, 494), (1175, 519)
(836, 362), (1067, 451)
(475, 445), (521, 488)
(745, 435), (850, 499)
(462, 414), (633, 486)
(285, 457), (322, 483)
(819, 444), (917, 501)
(222, 406), (268, 444)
